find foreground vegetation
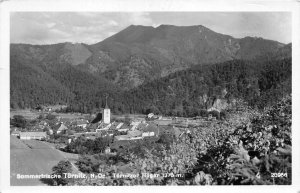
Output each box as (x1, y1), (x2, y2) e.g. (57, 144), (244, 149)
(49, 95), (291, 186)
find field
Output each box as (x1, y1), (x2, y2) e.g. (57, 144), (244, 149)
(10, 136), (79, 186)
(10, 109), (41, 120)
(10, 109), (87, 120)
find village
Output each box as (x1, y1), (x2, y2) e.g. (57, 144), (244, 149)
(10, 100), (219, 153)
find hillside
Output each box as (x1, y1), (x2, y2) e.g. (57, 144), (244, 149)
(10, 24), (291, 113)
(11, 25), (287, 90)
(123, 57), (291, 116)
(10, 44), (121, 111)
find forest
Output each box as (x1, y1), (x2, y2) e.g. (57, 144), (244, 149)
(10, 56), (291, 117)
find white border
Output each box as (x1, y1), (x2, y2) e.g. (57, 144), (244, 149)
(1, 0), (300, 193)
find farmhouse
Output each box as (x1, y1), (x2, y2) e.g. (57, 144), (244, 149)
(116, 122), (124, 129)
(114, 130), (143, 141)
(96, 123), (112, 131)
(76, 120), (89, 129)
(57, 123), (68, 134)
(137, 123), (159, 137)
(19, 132), (47, 140)
(11, 131), (20, 137)
(128, 130), (142, 137)
(114, 135), (131, 141)
(129, 120), (141, 130)
(147, 113), (154, 118)
(108, 122), (121, 130)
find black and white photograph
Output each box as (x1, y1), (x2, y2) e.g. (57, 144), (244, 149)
(0, 0), (299, 191)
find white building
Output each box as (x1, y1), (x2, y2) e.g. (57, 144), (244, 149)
(103, 101), (111, 124)
(142, 132), (155, 137)
(147, 113), (154, 118)
(19, 132), (47, 140)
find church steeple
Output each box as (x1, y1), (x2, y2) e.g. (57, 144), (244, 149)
(105, 94), (109, 109)
(103, 94), (111, 124)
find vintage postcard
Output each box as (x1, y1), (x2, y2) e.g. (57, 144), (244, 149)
(1, 0), (299, 192)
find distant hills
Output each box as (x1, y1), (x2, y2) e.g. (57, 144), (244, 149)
(10, 24), (292, 114)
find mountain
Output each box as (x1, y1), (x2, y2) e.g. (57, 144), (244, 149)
(87, 25), (286, 89)
(11, 25), (288, 90)
(10, 24), (291, 113)
(10, 43), (121, 111)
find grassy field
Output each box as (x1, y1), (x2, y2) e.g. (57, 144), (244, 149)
(10, 109), (41, 120)
(10, 109), (87, 120)
(10, 136), (79, 186)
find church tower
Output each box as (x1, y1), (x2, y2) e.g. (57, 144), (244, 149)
(102, 95), (110, 124)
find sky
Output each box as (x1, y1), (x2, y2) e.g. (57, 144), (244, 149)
(10, 12), (292, 45)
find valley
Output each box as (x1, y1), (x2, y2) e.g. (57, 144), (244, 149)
(9, 20), (292, 186)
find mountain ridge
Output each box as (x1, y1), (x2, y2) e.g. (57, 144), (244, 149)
(10, 24), (292, 112)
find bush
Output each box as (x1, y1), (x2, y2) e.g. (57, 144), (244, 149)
(52, 160), (73, 185)
(208, 110), (220, 119)
(46, 113), (56, 120)
(198, 109), (209, 117)
(220, 111), (227, 119)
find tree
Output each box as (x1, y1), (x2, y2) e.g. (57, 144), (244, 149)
(46, 113), (56, 120)
(10, 115), (27, 128)
(52, 160), (73, 185)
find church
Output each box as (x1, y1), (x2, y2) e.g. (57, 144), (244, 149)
(90, 95), (111, 124)
(102, 101), (111, 124)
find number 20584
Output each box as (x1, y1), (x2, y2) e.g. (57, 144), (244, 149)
(271, 173), (288, 178)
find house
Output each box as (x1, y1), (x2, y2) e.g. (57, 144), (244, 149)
(96, 123), (112, 131)
(207, 107), (220, 113)
(116, 122), (124, 129)
(118, 128), (129, 133)
(77, 120), (89, 129)
(129, 120), (141, 130)
(104, 147), (111, 154)
(99, 130), (114, 137)
(39, 121), (49, 126)
(173, 127), (183, 138)
(108, 122), (121, 130)
(147, 113), (154, 118)
(19, 132), (47, 140)
(11, 131), (20, 137)
(138, 123), (159, 137)
(114, 130), (143, 141)
(57, 123), (68, 134)
(115, 123), (129, 134)
(142, 131), (155, 137)
(48, 128), (54, 135)
(114, 135), (131, 141)
(139, 124), (159, 137)
(127, 130), (142, 137)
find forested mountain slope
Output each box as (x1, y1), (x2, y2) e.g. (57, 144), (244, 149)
(10, 25), (291, 114)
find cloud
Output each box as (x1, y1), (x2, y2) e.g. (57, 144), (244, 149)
(126, 12), (153, 26)
(108, 20), (118, 26)
(46, 22), (56, 28)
